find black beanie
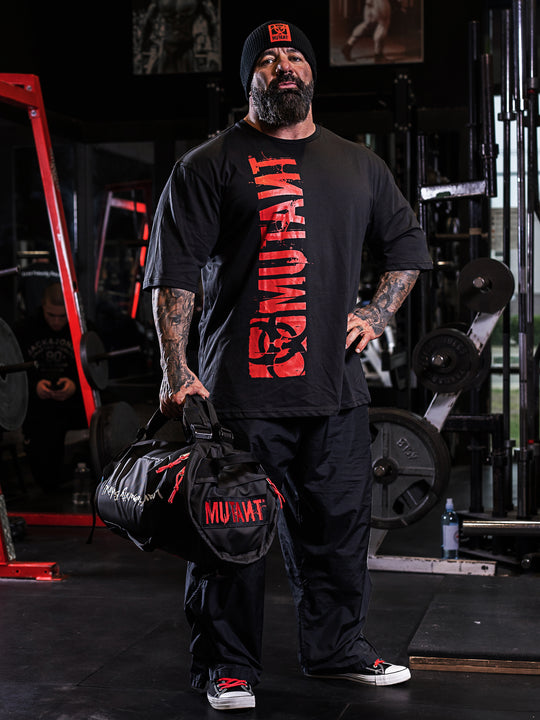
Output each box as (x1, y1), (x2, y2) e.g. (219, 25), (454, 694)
(240, 20), (317, 99)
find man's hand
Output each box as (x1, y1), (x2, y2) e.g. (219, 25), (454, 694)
(36, 379), (55, 400)
(346, 269), (421, 354)
(346, 306), (384, 354)
(51, 377), (76, 401)
(36, 377), (77, 401)
(159, 366), (209, 417)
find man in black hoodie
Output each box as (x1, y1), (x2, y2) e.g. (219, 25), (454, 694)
(15, 282), (86, 491)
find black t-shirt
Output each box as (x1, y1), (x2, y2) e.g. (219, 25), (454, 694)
(144, 121), (432, 418)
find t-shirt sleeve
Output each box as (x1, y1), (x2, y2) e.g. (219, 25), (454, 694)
(366, 155), (433, 272)
(143, 160), (220, 293)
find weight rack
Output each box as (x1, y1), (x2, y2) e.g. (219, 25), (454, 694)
(370, 4), (540, 571)
(459, 1), (540, 557)
(420, 4), (540, 557)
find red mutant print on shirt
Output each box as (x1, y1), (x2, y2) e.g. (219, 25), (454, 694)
(248, 155), (308, 379)
(268, 23), (291, 44)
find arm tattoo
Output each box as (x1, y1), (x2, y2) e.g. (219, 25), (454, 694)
(354, 270), (420, 335)
(152, 287), (195, 390)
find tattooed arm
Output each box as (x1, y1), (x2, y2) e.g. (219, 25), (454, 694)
(346, 269), (420, 354)
(152, 287), (209, 416)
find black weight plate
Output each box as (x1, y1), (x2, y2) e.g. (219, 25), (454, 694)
(442, 322), (491, 389)
(458, 257), (514, 314)
(412, 327), (480, 393)
(80, 331), (109, 390)
(0, 318), (28, 430)
(369, 407), (450, 530)
(89, 401), (140, 479)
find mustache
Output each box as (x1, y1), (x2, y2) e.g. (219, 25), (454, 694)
(269, 73), (303, 92)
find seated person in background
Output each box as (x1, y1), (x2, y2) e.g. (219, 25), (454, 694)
(15, 282), (87, 492)
(17, 253), (60, 318)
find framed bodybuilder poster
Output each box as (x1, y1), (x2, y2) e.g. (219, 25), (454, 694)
(132, 0), (222, 74)
(329, 0), (424, 66)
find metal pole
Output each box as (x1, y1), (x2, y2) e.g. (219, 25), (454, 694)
(463, 519), (540, 535)
(512, 0), (532, 518)
(480, 53), (498, 199)
(498, 8), (516, 514)
(416, 133), (430, 412)
(467, 21), (484, 513)
(525, 0), (539, 513)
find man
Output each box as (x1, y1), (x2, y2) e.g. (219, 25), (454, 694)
(143, 20), (432, 711)
(140, 0), (219, 74)
(15, 282), (86, 491)
(342, 0), (392, 62)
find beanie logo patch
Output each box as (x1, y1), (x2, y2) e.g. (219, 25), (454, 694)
(268, 23), (292, 44)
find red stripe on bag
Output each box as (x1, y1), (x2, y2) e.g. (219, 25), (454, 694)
(156, 452), (190, 474)
(168, 466), (187, 504)
(154, 452), (190, 504)
(266, 477), (285, 508)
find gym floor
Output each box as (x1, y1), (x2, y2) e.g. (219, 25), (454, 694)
(1, 398), (540, 719)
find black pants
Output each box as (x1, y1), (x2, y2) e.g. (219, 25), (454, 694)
(184, 405), (378, 688)
(23, 399), (87, 490)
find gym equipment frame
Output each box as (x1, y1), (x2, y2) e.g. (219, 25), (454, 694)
(0, 74), (102, 576)
(0, 74), (99, 425)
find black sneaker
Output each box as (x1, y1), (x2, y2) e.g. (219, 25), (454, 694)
(306, 659), (411, 686)
(207, 677), (255, 710)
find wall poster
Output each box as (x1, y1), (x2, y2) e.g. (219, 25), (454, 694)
(132, 0), (221, 74)
(330, 0), (423, 67)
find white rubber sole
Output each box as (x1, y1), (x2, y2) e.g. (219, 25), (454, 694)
(306, 667), (411, 686)
(207, 690), (256, 710)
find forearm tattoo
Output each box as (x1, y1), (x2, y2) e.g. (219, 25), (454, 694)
(354, 270), (420, 334)
(152, 287), (195, 389)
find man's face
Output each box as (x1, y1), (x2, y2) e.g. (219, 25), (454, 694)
(250, 47), (314, 128)
(42, 301), (68, 332)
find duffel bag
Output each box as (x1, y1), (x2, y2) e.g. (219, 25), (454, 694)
(94, 395), (283, 565)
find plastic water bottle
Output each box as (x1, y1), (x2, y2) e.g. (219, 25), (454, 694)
(441, 498), (459, 559)
(72, 462), (92, 507)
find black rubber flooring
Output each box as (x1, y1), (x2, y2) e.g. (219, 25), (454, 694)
(409, 574), (540, 662)
(2, 524), (540, 720)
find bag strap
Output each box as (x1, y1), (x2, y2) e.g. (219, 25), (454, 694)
(217, 452), (260, 470)
(136, 409), (170, 440)
(182, 395), (234, 443)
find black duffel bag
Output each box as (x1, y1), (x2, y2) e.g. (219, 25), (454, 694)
(94, 395), (283, 565)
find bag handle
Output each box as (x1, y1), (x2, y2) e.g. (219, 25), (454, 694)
(136, 396), (233, 443)
(183, 395), (233, 443)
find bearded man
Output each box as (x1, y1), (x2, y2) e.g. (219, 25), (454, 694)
(143, 19), (432, 712)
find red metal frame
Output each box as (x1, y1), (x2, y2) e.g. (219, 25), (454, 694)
(94, 183), (151, 320)
(0, 482), (62, 580)
(0, 561), (62, 581)
(0, 73), (105, 566)
(0, 74), (98, 426)
(7, 512), (104, 528)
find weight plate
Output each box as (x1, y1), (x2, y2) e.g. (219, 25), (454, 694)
(80, 331), (109, 390)
(89, 401), (141, 479)
(369, 407), (450, 529)
(412, 327), (480, 393)
(0, 318), (29, 430)
(443, 322), (491, 388)
(458, 257), (514, 314)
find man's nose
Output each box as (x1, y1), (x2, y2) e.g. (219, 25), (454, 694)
(276, 54), (293, 73)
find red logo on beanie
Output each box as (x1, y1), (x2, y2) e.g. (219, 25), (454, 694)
(268, 23), (292, 43)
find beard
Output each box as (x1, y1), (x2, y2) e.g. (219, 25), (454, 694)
(250, 74), (314, 128)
